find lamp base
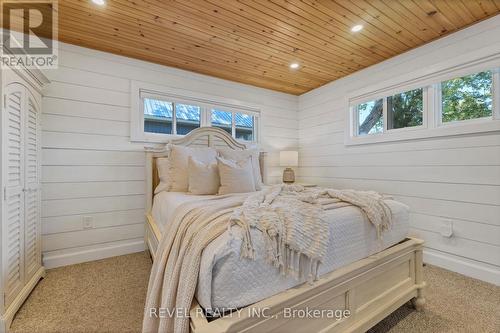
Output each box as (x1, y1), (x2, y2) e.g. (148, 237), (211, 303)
(282, 168), (295, 184)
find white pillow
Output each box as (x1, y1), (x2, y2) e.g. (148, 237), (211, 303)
(188, 156), (219, 195)
(217, 156), (256, 195)
(154, 157), (170, 194)
(169, 145), (217, 192)
(217, 148), (262, 190)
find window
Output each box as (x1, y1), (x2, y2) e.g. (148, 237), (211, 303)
(131, 82), (259, 143)
(143, 98), (200, 135)
(210, 109), (256, 141)
(347, 66), (500, 145)
(235, 112), (255, 141)
(175, 103), (200, 135)
(441, 71), (493, 123)
(387, 88), (423, 130)
(144, 98), (173, 134)
(355, 99), (383, 135)
(211, 109), (232, 134)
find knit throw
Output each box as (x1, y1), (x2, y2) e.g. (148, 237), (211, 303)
(142, 194), (248, 333)
(229, 184), (393, 282)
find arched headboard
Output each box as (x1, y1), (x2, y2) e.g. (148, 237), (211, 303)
(145, 127), (266, 213)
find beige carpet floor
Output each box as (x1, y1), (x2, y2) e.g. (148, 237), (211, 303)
(10, 251), (500, 333)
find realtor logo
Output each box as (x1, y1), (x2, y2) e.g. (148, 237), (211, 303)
(1, 0), (58, 69)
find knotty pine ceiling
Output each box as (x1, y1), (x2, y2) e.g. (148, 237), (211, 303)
(9, 0), (500, 94)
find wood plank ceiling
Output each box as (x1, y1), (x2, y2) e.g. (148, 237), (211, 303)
(8, 0), (500, 94)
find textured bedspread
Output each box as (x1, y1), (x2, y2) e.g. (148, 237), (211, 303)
(143, 186), (409, 333)
(197, 198), (409, 312)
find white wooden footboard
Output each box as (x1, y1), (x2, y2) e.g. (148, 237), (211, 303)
(188, 238), (425, 333)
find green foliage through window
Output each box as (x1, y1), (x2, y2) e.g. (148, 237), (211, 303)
(387, 88), (423, 129)
(441, 71), (492, 123)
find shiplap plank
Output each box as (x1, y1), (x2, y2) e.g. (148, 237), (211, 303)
(300, 146), (500, 167)
(44, 65), (130, 92)
(42, 209), (145, 235)
(42, 166), (145, 183)
(410, 213), (500, 246)
(42, 113), (129, 137)
(42, 223), (144, 252)
(261, 126), (298, 140)
(299, 133), (500, 156)
(299, 165), (500, 185)
(397, 196), (500, 227)
(42, 195), (145, 218)
(42, 149), (145, 166)
(409, 228), (500, 266)
(42, 131), (144, 151)
(42, 181), (145, 200)
(43, 81), (130, 107)
(260, 115), (299, 129)
(43, 97), (130, 122)
(298, 121), (344, 139)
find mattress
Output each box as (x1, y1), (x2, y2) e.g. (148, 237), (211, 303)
(151, 191), (409, 312)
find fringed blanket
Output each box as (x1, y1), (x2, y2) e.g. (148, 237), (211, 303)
(142, 185), (393, 333)
(229, 184), (393, 282)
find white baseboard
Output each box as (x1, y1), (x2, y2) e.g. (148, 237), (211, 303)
(423, 248), (500, 286)
(43, 238), (146, 269)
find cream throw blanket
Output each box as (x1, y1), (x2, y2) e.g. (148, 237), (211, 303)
(230, 184), (393, 282)
(143, 185), (393, 333)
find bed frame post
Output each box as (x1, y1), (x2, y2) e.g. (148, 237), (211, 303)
(412, 247), (426, 311)
(145, 150), (154, 215)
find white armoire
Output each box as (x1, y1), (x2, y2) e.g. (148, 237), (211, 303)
(0, 58), (48, 332)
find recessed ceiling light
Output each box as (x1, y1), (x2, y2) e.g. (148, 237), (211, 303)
(92, 0), (105, 5)
(351, 25), (363, 32)
(290, 62), (300, 69)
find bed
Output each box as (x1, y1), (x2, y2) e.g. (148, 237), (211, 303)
(144, 127), (425, 333)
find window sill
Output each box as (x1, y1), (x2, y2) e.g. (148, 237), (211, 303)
(131, 133), (258, 146)
(345, 118), (500, 146)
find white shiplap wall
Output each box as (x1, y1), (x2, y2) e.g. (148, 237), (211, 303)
(298, 17), (500, 285)
(41, 43), (298, 268)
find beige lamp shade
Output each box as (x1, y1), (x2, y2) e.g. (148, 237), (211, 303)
(280, 151), (298, 167)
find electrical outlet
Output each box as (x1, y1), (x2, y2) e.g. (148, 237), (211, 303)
(439, 219), (453, 238)
(83, 216), (94, 229)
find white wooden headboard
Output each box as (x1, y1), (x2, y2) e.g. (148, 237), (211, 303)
(145, 127), (266, 213)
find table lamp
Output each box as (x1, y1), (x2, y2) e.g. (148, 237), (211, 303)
(280, 151), (298, 183)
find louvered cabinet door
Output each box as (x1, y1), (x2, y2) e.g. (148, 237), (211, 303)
(3, 83), (26, 308)
(23, 91), (41, 281)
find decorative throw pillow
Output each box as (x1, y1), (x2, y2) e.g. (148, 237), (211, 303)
(187, 156), (219, 195)
(217, 148), (263, 190)
(154, 157), (170, 194)
(169, 145), (217, 192)
(217, 156), (256, 195)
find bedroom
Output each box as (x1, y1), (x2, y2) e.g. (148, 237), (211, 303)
(0, 0), (499, 332)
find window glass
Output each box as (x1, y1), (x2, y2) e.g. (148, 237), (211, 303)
(387, 88), (423, 130)
(211, 109), (232, 134)
(143, 98), (173, 134)
(441, 71), (492, 123)
(235, 113), (254, 141)
(356, 99), (383, 135)
(175, 103), (200, 135)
